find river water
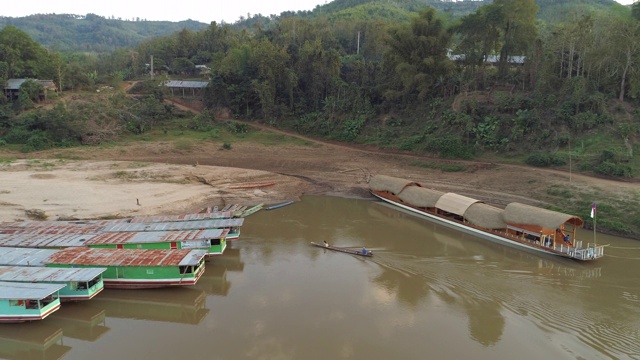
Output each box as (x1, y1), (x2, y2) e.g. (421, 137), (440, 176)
(1, 195), (638, 360)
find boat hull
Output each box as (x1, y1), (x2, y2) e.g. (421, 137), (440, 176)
(102, 268), (205, 289)
(0, 303), (61, 323)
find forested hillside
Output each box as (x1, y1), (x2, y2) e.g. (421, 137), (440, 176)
(0, 14), (209, 52)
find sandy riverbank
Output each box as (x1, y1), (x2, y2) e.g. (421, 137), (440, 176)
(0, 159), (308, 221)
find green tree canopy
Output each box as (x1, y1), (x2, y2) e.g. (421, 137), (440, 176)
(384, 8), (454, 103)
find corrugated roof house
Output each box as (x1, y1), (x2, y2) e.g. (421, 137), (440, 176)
(162, 80), (209, 97)
(3, 79), (57, 101)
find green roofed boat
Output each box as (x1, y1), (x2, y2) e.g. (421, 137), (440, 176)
(0, 281), (65, 323)
(0, 266), (105, 301)
(43, 247), (207, 289)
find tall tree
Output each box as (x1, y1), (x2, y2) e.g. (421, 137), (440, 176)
(384, 8), (454, 103)
(490, 0), (539, 77)
(590, 13), (640, 101)
(0, 26), (47, 78)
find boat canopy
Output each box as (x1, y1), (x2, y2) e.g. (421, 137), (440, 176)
(0, 248), (60, 267)
(436, 193), (481, 216)
(0, 281), (65, 300)
(0, 233), (95, 248)
(398, 186), (445, 208)
(369, 175), (421, 195)
(101, 218), (243, 232)
(503, 203), (584, 229)
(86, 229), (227, 245)
(0, 266), (106, 282)
(44, 247), (208, 267)
(464, 203), (507, 229)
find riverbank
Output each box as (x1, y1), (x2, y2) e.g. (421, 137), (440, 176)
(0, 137), (637, 237)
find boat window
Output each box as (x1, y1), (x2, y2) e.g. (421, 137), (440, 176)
(26, 299), (40, 309)
(88, 276), (101, 288)
(9, 300), (22, 307)
(210, 238), (221, 246)
(76, 281), (87, 290)
(179, 265), (194, 274)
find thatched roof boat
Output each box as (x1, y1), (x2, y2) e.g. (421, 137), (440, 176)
(369, 175), (603, 261)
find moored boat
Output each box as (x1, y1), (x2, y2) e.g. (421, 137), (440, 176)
(0, 266), (106, 301)
(310, 242), (373, 257)
(43, 247), (208, 289)
(369, 175), (604, 261)
(0, 281), (65, 323)
(265, 201), (294, 210)
(101, 218), (243, 241)
(85, 229), (228, 256)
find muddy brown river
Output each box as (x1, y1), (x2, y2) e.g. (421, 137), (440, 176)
(0, 196), (638, 360)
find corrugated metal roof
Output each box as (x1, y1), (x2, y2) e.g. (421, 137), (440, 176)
(0, 281), (66, 300)
(0, 233), (97, 248)
(129, 211), (234, 223)
(0, 220), (120, 235)
(435, 193), (481, 216)
(0, 247), (60, 267)
(163, 80), (209, 88)
(0, 266), (106, 282)
(5, 79), (27, 90)
(102, 219), (243, 232)
(45, 247), (207, 267)
(86, 229), (228, 245)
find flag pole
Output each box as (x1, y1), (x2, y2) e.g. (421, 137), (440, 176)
(590, 203), (597, 249)
(593, 209), (596, 247)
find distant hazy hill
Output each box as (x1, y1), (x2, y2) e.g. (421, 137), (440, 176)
(235, 0), (623, 32)
(0, 13), (209, 52)
(308, 0), (621, 22)
(2, 0), (625, 52)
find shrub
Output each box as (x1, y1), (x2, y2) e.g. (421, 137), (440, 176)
(525, 152), (566, 167)
(594, 161), (632, 178)
(22, 133), (54, 152)
(226, 122), (248, 134)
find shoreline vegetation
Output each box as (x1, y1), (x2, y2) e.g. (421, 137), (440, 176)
(0, 123), (638, 240)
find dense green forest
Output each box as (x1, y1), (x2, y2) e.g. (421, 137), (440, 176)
(2, 0), (640, 234)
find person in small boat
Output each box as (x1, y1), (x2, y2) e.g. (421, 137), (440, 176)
(324, 240), (329, 247)
(361, 247), (368, 255)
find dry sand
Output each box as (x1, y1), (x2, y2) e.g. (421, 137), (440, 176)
(0, 159), (308, 221)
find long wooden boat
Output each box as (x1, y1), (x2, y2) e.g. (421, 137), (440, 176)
(239, 203), (264, 217)
(43, 247), (208, 289)
(0, 266), (106, 301)
(369, 175), (604, 261)
(265, 201), (294, 210)
(85, 229), (228, 256)
(101, 218), (243, 241)
(0, 217), (244, 241)
(228, 182), (275, 189)
(0, 281), (65, 323)
(310, 242), (373, 257)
